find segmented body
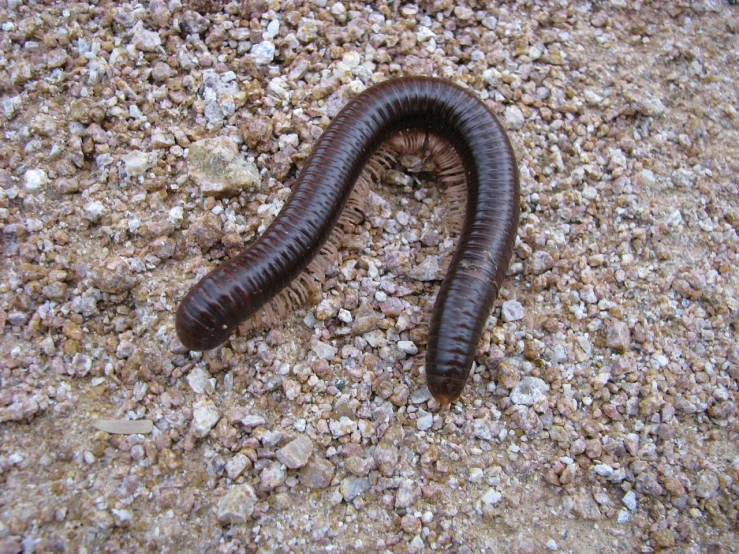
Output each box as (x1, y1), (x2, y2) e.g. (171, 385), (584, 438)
(176, 76), (520, 404)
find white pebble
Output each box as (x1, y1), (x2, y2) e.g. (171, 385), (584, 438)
(481, 488), (502, 505)
(501, 300), (524, 322)
(85, 200), (106, 222)
(23, 169), (49, 192)
(416, 411), (433, 431)
(168, 206), (184, 227)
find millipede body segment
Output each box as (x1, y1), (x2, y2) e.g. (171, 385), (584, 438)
(176, 76), (520, 405)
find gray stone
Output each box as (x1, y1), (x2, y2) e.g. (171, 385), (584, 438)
(251, 41), (276, 65)
(505, 105), (525, 129)
(340, 476), (370, 501)
(481, 488), (502, 505)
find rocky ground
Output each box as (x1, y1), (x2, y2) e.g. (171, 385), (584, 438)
(1, 0), (738, 552)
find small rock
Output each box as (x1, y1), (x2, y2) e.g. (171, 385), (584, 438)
(606, 321), (630, 353)
(131, 24), (162, 52)
(408, 255), (442, 281)
(0, 540), (22, 554)
(340, 476), (371, 501)
(251, 41), (276, 65)
(501, 300), (524, 322)
(395, 479), (421, 508)
(311, 340), (337, 360)
(225, 453), (249, 480)
(122, 150), (151, 177)
(481, 488), (502, 505)
(410, 388), (432, 404)
(351, 306), (379, 335)
(187, 366), (212, 394)
(92, 419), (153, 435)
(84, 200), (106, 222)
(92, 256), (137, 294)
(416, 411), (433, 431)
(192, 400), (220, 438)
(259, 461), (286, 491)
(188, 136), (260, 197)
(510, 377), (549, 406)
(398, 340), (418, 355)
(695, 470), (719, 499)
(635, 97), (666, 117)
(23, 169), (49, 192)
(530, 251), (554, 274)
(663, 476), (686, 497)
(217, 485), (256, 525)
(622, 490), (637, 511)
(299, 457), (335, 489)
(505, 105), (525, 130)
(329, 416), (357, 438)
(276, 435), (314, 469)
(652, 529), (675, 549)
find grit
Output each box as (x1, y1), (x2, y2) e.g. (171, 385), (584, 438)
(0, 0), (738, 553)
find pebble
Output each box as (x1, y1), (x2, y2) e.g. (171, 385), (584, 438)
(84, 200), (106, 222)
(416, 411), (433, 431)
(191, 400), (220, 438)
(481, 488), (503, 505)
(622, 490), (637, 512)
(505, 105), (525, 130)
(251, 41), (276, 65)
(695, 470), (719, 499)
(299, 458), (335, 489)
(408, 255), (442, 281)
(122, 151), (151, 177)
(395, 479), (421, 508)
(501, 300), (524, 322)
(276, 435), (314, 469)
(92, 256), (137, 294)
(23, 169), (48, 192)
(188, 137), (260, 197)
(259, 461), (286, 491)
(530, 251), (554, 274)
(225, 454), (249, 480)
(186, 366), (212, 394)
(131, 24), (162, 52)
(217, 485), (256, 525)
(510, 377), (549, 406)
(606, 320), (631, 353)
(340, 476), (371, 501)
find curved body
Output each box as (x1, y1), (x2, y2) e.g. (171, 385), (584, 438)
(176, 77), (520, 404)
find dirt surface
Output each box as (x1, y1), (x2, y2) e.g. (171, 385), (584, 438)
(1, 1), (738, 553)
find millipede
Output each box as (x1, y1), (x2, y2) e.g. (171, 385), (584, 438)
(176, 76), (520, 405)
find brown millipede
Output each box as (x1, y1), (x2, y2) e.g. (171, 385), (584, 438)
(176, 76), (520, 405)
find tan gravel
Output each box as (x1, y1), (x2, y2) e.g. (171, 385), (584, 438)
(1, 1), (738, 553)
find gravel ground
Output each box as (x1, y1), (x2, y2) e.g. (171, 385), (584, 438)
(1, 0), (738, 552)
